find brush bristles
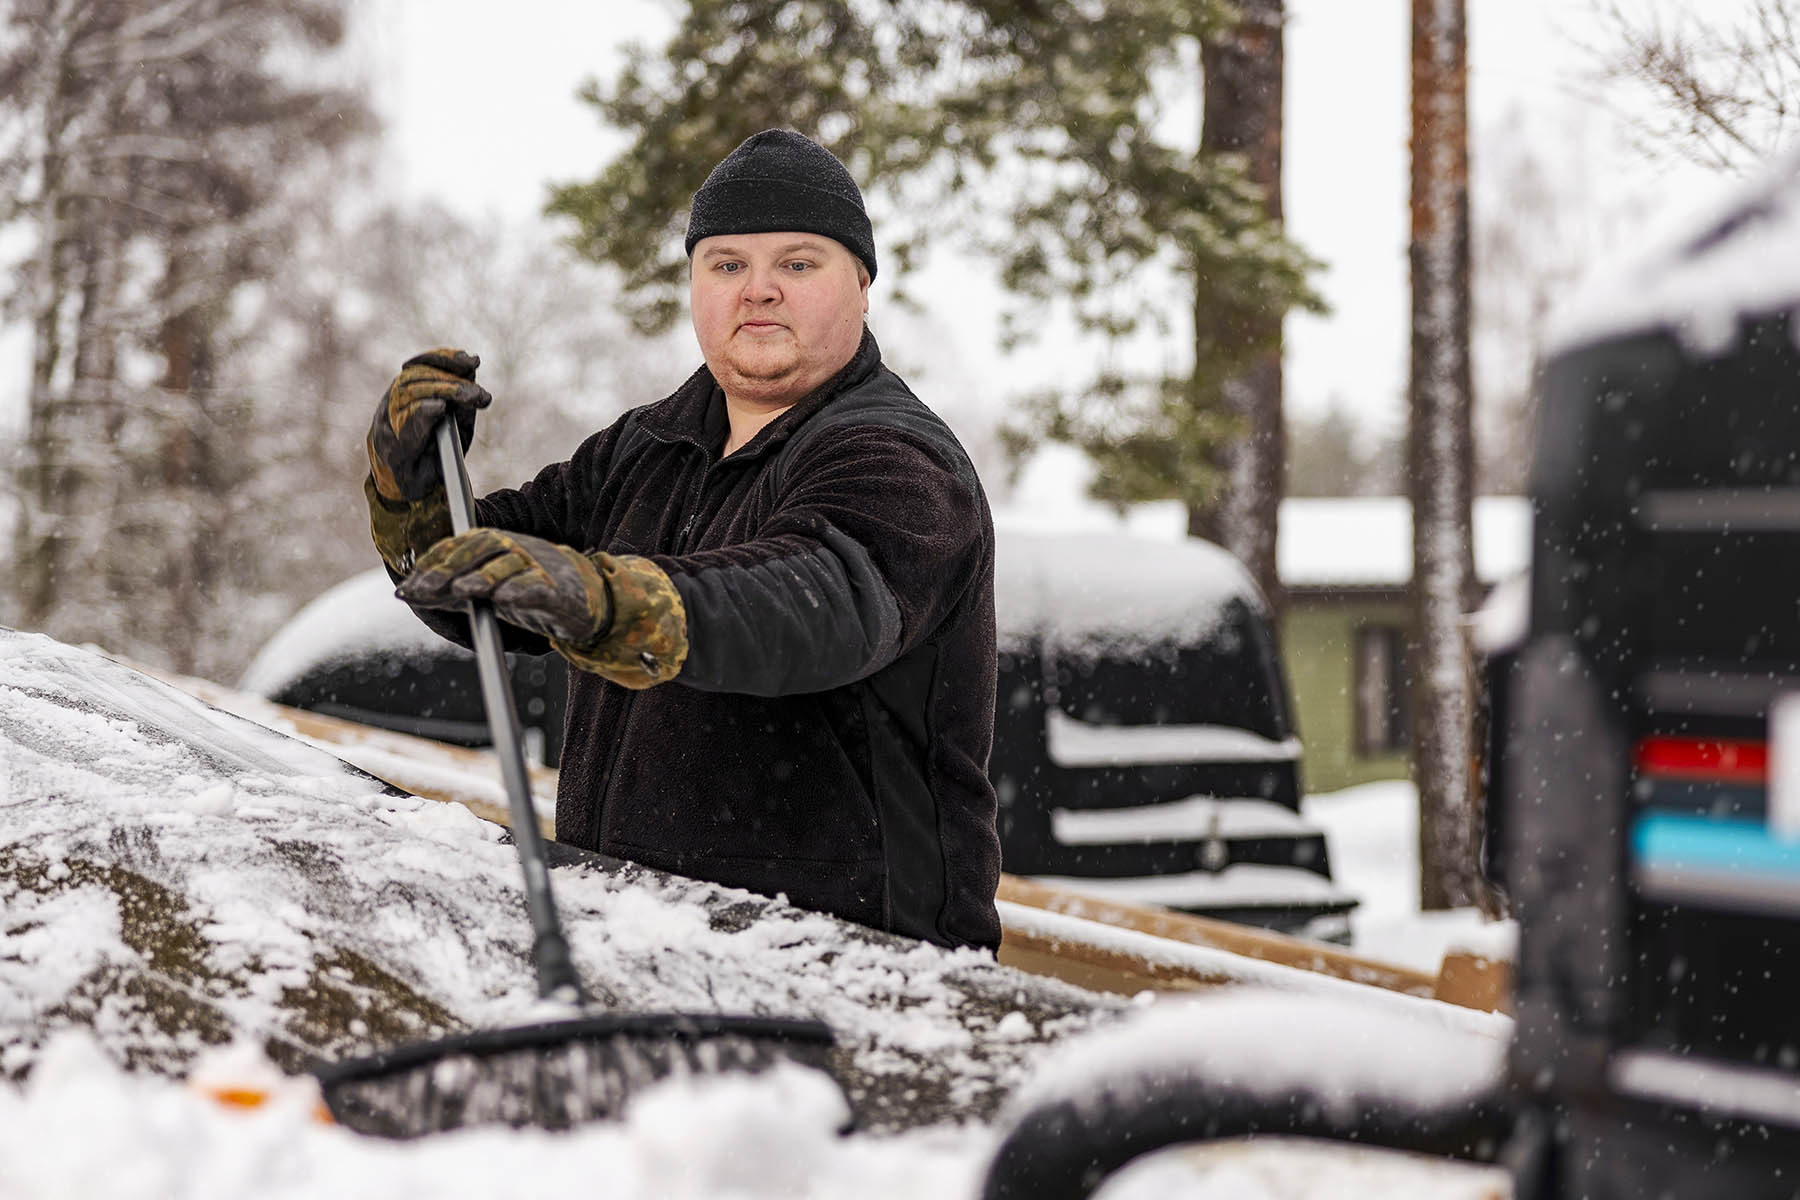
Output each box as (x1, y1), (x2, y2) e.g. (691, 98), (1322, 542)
(323, 1031), (831, 1138)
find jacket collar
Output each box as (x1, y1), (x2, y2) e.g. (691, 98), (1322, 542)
(637, 328), (883, 460)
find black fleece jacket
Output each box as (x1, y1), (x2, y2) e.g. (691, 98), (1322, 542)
(434, 332), (1002, 950)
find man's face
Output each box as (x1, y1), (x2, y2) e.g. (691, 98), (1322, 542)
(690, 232), (870, 410)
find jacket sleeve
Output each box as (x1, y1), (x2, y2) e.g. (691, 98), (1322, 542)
(656, 424), (989, 696)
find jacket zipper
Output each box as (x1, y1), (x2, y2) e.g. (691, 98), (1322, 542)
(595, 443), (712, 837)
(675, 450), (715, 554)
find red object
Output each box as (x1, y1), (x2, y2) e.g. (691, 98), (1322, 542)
(1634, 736), (1768, 784)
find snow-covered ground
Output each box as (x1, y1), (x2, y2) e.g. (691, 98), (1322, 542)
(1, 630), (1513, 1198)
(1303, 780), (1505, 975)
(1303, 780), (1497, 978)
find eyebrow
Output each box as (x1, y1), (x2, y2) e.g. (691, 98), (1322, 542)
(698, 238), (831, 260)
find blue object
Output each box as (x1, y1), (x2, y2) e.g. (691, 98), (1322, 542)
(1634, 812), (1800, 875)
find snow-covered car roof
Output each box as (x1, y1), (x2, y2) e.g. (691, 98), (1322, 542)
(243, 528), (1266, 699)
(1, 628), (1119, 1134)
(994, 528), (1259, 656)
(239, 568), (460, 700)
(1548, 147), (1800, 359)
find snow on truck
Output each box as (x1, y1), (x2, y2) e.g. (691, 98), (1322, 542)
(242, 525), (1355, 936)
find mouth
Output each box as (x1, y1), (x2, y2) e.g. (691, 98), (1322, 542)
(738, 320), (787, 334)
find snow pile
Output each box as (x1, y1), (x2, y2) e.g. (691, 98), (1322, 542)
(988, 989), (1510, 1200)
(0, 1032), (985, 1200)
(1094, 1137), (1510, 1200)
(1050, 795), (1319, 845)
(1044, 709), (1300, 767)
(1028, 866), (1355, 911)
(1008, 988), (1509, 1124)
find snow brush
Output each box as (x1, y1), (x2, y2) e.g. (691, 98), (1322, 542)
(311, 417), (835, 1138)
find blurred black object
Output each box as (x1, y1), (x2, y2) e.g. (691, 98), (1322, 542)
(1495, 297), (1800, 1200)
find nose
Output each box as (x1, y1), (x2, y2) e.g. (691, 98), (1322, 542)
(741, 263), (782, 303)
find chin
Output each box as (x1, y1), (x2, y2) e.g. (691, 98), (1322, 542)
(727, 357), (800, 389)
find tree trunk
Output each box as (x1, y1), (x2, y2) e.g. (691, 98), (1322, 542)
(1198, 0), (1287, 619)
(156, 269), (222, 677)
(17, 66), (78, 631)
(1408, 0), (1482, 910)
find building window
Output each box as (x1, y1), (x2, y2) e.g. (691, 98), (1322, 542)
(1353, 625), (1408, 757)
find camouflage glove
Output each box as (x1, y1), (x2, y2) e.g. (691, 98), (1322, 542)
(396, 529), (688, 689)
(366, 348), (492, 502)
(365, 474), (453, 577)
(555, 551), (690, 688)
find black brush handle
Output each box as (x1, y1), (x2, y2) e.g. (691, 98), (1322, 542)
(435, 420), (584, 1005)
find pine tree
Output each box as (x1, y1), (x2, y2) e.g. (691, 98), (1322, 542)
(1408, 0), (1482, 911)
(1201, 0), (1289, 615)
(547, 0), (1320, 548)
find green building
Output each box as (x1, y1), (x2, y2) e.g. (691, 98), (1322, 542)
(1277, 496), (1530, 795)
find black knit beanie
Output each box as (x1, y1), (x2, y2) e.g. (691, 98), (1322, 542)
(685, 130), (877, 280)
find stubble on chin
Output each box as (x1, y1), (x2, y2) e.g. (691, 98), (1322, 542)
(717, 355), (807, 408)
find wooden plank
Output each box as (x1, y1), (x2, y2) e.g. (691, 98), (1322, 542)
(1433, 951), (1514, 1015)
(995, 938), (1226, 997)
(996, 874), (1441, 999)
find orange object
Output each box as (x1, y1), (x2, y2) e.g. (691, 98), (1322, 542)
(195, 1082), (334, 1124)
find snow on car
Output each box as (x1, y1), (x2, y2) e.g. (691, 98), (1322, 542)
(0, 628), (1119, 1130)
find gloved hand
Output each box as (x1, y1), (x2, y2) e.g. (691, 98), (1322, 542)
(367, 348), (492, 502)
(397, 528), (690, 688)
(396, 528), (613, 648)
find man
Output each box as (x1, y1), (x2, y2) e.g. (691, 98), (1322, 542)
(362, 130), (1002, 951)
